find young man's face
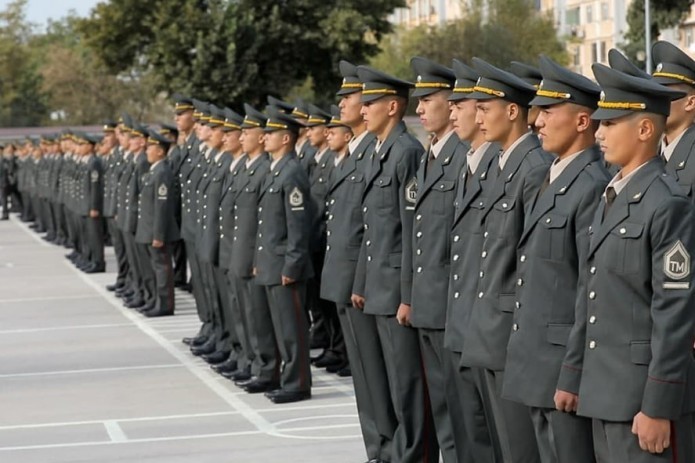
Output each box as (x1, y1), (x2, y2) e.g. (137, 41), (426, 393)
(416, 91), (452, 136)
(240, 128), (264, 154)
(175, 110), (194, 133)
(307, 125), (328, 148)
(327, 127), (351, 152)
(263, 131), (283, 154)
(450, 99), (479, 142)
(475, 99), (512, 143)
(208, 127), (224, 149)
(146, 144), (164, 164)
(595, 115), (639, 167)
(360, 97), (393, 135)
(222, 130), (242, 153)
(535, 103), (586, 157)
(666, 88), (695, 133)
(339, 92), (364, 127)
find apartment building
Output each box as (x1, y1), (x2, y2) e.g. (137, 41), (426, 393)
(389, 0), (465, 27)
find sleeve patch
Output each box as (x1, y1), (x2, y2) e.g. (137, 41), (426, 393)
(158, 184), (168, 198)
(664, 240), (690, 289)
(405, 177), (417, 205)
(90, 170), (99, 182)
(289, 186), (303, 207)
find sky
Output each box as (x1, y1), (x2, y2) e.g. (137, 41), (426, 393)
(1, 0), (101, 27)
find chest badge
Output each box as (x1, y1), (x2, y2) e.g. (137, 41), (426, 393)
(289, 187), (304, 207)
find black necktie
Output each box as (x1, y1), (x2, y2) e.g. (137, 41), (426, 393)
(603, 186), (616, 220)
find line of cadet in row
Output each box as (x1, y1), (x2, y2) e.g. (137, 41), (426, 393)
(6, 38), (695, 463)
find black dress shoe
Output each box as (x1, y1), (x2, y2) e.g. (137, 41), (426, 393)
(202, 350), (230, 365)
(181, 337), (194, 346)
(229, 370), (252, 382)
(326, 360), (349, 374)
(182, 335), (208, 347)
(0, 216), (8, 221)
(106, 283), (120, 292)
(313, 351), (343, 368)
(245, 380), (279, 394)
(234, 377), (256, 388)
(190, 340), (216, 356)
(84, 264), (105, 274)
(212, 359), (238, 374)
(143, 309), (174, 318)
(269, 389), (311, 404)
(137, 303), (155, 313)
(126, 299), (146, 309)
(336, 365), (352, 377)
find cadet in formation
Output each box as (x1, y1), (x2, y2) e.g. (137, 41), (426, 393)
(11, 41), (695, 463)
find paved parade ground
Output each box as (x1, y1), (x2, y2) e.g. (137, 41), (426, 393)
(0, 217), (363, 462)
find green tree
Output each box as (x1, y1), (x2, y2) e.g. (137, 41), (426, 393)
(0, 0), (47, 126)
(622, 0), (693, 67)
(77, 0), (405, 108)
(371, 0), (567, 81)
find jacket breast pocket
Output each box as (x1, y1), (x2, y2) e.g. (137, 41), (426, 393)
(486, 196), (516, 235)
(345, 172), (365, 203)
(374, 175), (393, 210)
(433, 180), (457, 215)
(630, 341), (651, 365)
(538, 212), (568, 261)
(604, 222), (643, 274)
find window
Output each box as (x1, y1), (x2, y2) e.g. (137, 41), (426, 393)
(687, 28), (695, 50)
(601, 2), (610, 20)
(586, 4), (593, 23)
(592, 42), (599, 63)
(600, 41), (607, 63)
(573, 49), (581, 67)
(566, 7), (580, 26)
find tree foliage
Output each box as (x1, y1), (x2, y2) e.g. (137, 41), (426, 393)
(622, 0), (693, 66)
(77, 0), (405, 107)
(371, 0), (568, 81)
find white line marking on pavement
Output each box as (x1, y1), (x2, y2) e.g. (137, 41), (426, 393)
(103, 420), (128, 442)
(65, 260), (277, 435)
(0, 363), (183, 379)
(0, 403), (357, 432)
(0, 294), (99, 304)
(0, 423), (360, 451)
(0, 323), (132, 335)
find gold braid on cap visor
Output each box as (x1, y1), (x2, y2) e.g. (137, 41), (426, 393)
(597, 101), (647, 110)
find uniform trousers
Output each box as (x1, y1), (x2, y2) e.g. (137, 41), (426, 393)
(264, 282), (311, 393)
(449, 353), (496, 463)
(419, 328), (466, 463)
(184, 239), (211, 338)
(338, 303), (395, 462)
(374, 315), (439, 463)
(85, 216), (104, 266)
(224, 271), (255, 372)
(592, 416), (694, 463)
(479, 368), (540, 463)
(146, 244), (175, 313)
(107, 218), (129, 287)
(238, 276), (278, 382)
(529, 407), (595, 463)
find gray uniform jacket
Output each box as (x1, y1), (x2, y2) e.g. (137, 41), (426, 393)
(460, 134), (553, 370)
(217, 155), (249, 270)
(321, 133), (376, 305)
(503, 146), (610, 409)
(308, 149), (336, 252)
(135, 159), (180, 244)
(409, 135), (469, 330)
(226, 154), (270, 277)
(664, 125), (695, 201)
(558, 158), (695, 422)
(297, 140), (317, 174)
(444, 143), (500, 352)
(254, 154), (313, 286)
(353, 121), (424, 315)
(123, 152), (149, 234)
(180, 138), (203, 242)
(115, 151), (134, 229)
(197, 152), (232, 265)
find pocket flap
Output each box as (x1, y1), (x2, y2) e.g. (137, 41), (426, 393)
(541, 213), (568, 229)
(611, 222), (643, 239)
(375, 176), (392, 188)
(275, 245), (286, 256)
(436, 180), (456, 192)
(493, 197), (515, 212)
(389, 252), (402, 268)
(630, 341), (652, 365)
(546, 323), (572, 346)
(348, 172), (364, 183)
